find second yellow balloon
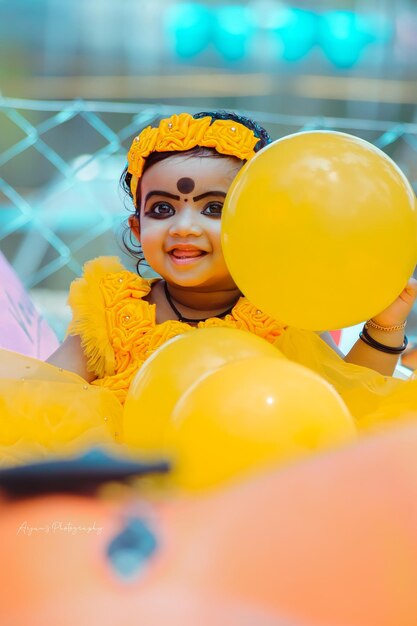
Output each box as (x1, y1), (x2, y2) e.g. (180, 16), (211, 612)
(123, 327), (283, 453)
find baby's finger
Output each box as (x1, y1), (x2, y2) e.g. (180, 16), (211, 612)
(404, 277), (417, 296)
(400, 277), (417, 304)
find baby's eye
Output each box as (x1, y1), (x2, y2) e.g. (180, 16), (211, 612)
(146, 202), (175, 218)
(201, 202), (223, 217)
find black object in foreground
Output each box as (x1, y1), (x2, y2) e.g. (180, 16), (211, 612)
(0, 448), (170, 496)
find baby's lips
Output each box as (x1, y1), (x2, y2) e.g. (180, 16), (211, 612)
(170, 248), (206, 259)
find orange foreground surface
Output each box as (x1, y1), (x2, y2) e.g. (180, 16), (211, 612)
(1, 423), (417, 626)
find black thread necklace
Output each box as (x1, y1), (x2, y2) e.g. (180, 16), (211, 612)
(163, 281), (239, 324)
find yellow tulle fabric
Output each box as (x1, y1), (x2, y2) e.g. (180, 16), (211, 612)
(67, 256), (285, 405)
(274, 327), (417, 432)
(0, 349), (122, 467)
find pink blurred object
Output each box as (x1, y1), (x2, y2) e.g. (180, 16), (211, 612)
(329, 329), (341, 345)
(0, 251), (59, 358)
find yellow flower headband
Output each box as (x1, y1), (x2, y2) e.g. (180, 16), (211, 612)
(127, 112), (259, 202)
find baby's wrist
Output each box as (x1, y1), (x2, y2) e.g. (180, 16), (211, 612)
(360, 323), (408, 354)
(365, 318), (407, 333)
(365, 319), (406, 348)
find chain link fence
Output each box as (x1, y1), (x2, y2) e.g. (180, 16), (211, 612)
(1, 96), (417, 338)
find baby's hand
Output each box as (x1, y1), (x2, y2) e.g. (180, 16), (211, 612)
(371, 277), (417, 327)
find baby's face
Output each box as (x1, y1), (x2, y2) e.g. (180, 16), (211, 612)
(137, 154), (242, 291)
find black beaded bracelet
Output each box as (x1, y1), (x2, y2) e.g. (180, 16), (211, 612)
(359, 325), (408, 355)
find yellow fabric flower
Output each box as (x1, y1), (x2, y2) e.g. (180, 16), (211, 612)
(156, 113), (212, 152)
(231, 299), (285, 343)
(127, 126), (159, 177)
(205, 119), (258, 160)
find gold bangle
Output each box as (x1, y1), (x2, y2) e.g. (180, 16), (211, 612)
(365, 318), (407, 333)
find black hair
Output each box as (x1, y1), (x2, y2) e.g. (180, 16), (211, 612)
(120, 110), (272, 275)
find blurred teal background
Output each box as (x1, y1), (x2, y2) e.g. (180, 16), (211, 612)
(1, 0), (417, 339)
(1, 0), (417, 117)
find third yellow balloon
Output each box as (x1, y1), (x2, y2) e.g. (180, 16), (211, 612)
(170, 356), (356, 490)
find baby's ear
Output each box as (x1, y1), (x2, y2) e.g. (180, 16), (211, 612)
(128, 214), (140, 243)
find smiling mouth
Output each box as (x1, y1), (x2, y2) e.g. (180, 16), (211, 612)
(168, 248), (208, 260)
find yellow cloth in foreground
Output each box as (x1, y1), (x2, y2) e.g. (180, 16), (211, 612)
(275, 327), (417, 431)
(0, 350), (122, 467)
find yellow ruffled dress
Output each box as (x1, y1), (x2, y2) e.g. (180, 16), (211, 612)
(67, 257), (285, 406)
(1, 255), (417, 466)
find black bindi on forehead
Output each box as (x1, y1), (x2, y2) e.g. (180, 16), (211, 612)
(177, 177), (195, 194)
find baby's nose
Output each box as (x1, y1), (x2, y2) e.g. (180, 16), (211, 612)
(169, 209), (202, 236)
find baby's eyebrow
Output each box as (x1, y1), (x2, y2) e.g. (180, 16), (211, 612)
(193, 191), (226, 202)
(144, 190), (180, 203)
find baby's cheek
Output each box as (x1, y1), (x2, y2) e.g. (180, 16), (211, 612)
(208, 223), (222, 244)
(140, 227), (162, 249)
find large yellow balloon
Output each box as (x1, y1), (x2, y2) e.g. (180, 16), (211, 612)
(169, 356), (356, 490)
(123, 328), (283, 452)
(221, 131), (417, 330)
